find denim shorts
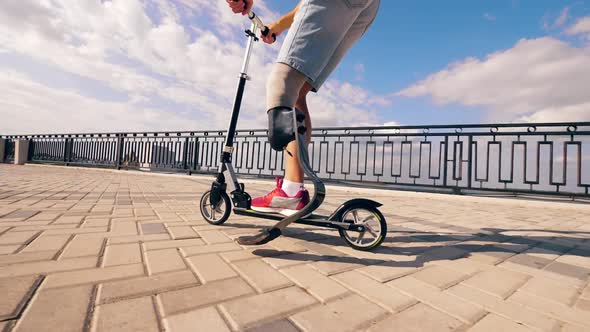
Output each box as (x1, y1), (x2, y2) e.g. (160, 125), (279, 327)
(277, 0), (380, 92)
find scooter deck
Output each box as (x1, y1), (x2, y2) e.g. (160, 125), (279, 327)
(233, 207), (328, 221)
(233, 208), (365, 232)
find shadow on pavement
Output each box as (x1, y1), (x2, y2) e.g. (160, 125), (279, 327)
(225, 222), (590, 274)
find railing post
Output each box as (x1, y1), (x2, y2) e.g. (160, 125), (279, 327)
(182, 137), (190, 173)
(0, 138), (5, 163)
(14, 139), (30, 165)
(115, 134), (124, 170)
(467, 136), (473, 189)
(193, 138), (200, 174)
(443, 135), (449, 187)
(63, 138), (70, 165)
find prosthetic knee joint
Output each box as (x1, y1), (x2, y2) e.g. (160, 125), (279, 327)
(267, 106), (306, 151)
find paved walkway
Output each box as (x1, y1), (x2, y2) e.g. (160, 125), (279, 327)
(0, 164), (589, 332)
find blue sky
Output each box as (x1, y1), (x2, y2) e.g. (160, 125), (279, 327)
(278, 0), (590, 125)
(0, 0), (589, 135)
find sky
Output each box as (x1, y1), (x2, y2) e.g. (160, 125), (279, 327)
(1, 0), (589, 135)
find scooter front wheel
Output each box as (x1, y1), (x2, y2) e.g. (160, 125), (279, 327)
(199, 191), (231, 225)
(338, 206), (387, 251)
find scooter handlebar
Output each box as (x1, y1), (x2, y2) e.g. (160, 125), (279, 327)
(233, 0), (276, 42)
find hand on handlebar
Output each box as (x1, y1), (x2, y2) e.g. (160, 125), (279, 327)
(227, 0), (253, 15)
(261, 24), (279, 44)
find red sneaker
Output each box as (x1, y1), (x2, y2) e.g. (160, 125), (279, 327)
(251, 178), (310, 216)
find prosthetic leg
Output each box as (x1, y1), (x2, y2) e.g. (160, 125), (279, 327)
(235, 107), (325, 245)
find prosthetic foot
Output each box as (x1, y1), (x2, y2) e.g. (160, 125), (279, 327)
(236, 227), (282, 245)
(236, 107), (325, 245)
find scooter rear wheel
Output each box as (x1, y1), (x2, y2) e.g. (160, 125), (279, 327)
(338, 206), (387, 251)
(200, 191), (231, 225)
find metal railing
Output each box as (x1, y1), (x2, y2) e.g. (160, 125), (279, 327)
(2, 122), (589, 197)
(2, 139), (15, 163)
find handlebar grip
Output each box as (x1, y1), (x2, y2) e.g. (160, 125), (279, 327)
(231, 0), (248, 10)
(261, 26), (277, 42)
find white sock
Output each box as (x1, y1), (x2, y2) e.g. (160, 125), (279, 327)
(282, 179), (304, 197)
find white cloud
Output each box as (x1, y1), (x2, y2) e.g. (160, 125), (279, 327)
(566, 16), (590, 37)
(396, 37), (590, 123)
(0, 0), (391, 134)
(0, 70), (200, 134)
(554, 7), (570, 27)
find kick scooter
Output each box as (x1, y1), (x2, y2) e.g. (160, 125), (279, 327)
(199, 9), (387, 251)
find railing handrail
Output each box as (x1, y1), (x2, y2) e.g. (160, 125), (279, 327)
(2, 121), (589, 138)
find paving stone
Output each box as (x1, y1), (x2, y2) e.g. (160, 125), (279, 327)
(387, 276), (485, 324)
(44, 227), (109, 235)
(167, 226), (199, 240)
(411, 265), (468, 289)
(281, 264), (349, 303)
(0, 256), (98, 278)
(262, 251), (317, 269)
(181, 242), (242, 256)
(159, 277), (254, 316)
(433, 258), (492, 275)
(108, 234), (170, 244)
(520, 276), (580, 306)
(498, 260), (586, 288)
(556, 249), (590, 269)
(332, 270), (417, 312)
(267, 237), (308, 253)
(468, 313), (534, 332)
(219, 246), (275, 262)
(0, 251), (56, 266)
(164, 306), (230, 332)
(140, 223), (167, 235)
(110, 221), (138, 235)
(365, 303), (464, 332)
(291, 294), (387, 332)
(21, 234), (70, 253)
(220, 287), (318, 330)
(544, 261), (590, 281)
(3, 210), (39, 221)
(100, 270), (198, 304)
(244, 319), (300, 332)
(447, 284), (561, 331)
(422, 246), (468, 260)
(60, 235), (104, 258)
(561, 323), (589, 332)
(52, 215), (84, 225)
(356, 260), (421, 282)
(44, 263), (144, 289)
(463, 267), (529, 299)
(507, 253), (554, 270)
(576, 298), (590, 311)
(508, 291), (590, 327)
(144, 238), (205, 251)
(94, 296), (159, 332)
(0, 275), (42, 320)
(187, 253), (237, 283)
(469, 247), (516, 265)
(232, 258), (293, 293)
(83, 219), (110, 228)
(0, 231), (39, 245)
(145, 248), (186, 274)
(0, 245), (19, 254)
(196, 230), (232, 244)
(15, 285), (93, 332)
(103, 243), (142, 267)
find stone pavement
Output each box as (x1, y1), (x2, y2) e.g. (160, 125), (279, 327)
(0, 164), (589, 332)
